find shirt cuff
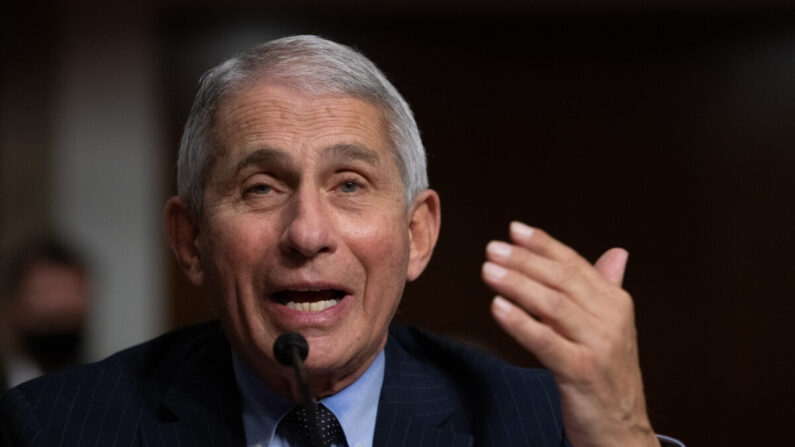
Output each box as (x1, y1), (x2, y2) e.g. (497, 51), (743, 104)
(657, 434), (686, 447)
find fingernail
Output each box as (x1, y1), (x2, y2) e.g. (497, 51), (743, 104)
(510, 221), (534, 239)
(492, 296), (512, 318)
(483, 262), (507, 279)
(486, 241), (512, 258)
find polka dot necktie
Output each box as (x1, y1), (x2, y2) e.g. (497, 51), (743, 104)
(281, 403), (345, 447)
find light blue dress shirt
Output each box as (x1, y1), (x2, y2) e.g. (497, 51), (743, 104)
(232, 351), (385, 447)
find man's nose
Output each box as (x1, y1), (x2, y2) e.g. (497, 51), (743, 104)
(279, 188), (336, 259)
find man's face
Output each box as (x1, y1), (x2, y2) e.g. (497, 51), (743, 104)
(9, 261), (89, 371)
(14, 262), (89, 333)
(194, 82), (418, 393)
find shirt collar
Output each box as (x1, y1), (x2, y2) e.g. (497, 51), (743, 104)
(319, 351), (384, 447)
(232, 350), (385, 447)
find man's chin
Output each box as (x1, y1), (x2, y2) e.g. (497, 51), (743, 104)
(302, 354), (369, 397)
(303, 333), (385, 381)
(302, 336), (350, 371)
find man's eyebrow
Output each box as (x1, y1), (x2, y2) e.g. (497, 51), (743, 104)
(324, 143), (381, 166)
(233, 148), (293, 175)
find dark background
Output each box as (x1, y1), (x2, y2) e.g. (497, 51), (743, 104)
(6, 1), (795, 445)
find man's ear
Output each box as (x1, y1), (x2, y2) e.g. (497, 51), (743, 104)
(164, 196), (205, 286)
(406, 189), (441, 281)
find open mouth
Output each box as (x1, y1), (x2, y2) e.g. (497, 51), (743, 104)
(272, 289), (347, 312)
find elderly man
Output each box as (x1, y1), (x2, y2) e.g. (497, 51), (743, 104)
(0, 36), (682, 447)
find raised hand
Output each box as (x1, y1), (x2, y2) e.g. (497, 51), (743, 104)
(482, 221), (659, 447)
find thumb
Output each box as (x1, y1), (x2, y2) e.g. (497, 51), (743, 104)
(594, 247), (629, 286)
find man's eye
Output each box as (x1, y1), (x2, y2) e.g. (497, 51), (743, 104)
(340, 181), (359, 193)
(248, 184), (272, 195)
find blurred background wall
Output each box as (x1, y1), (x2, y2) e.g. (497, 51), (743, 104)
(3, 1), (794, 444)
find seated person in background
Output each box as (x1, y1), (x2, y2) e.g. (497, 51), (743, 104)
(1, 35), (683, 447)
(0, 237), (90, 392)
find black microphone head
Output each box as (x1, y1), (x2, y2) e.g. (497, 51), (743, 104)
(273, 332), (309, 366)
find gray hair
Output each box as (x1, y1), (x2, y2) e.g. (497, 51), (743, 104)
(177, 35), (427, 214)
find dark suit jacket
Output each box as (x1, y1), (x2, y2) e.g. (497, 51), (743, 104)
(0, 321), (569, 446)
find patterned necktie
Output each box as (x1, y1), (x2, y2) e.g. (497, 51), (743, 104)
(281, 403), (345, 446)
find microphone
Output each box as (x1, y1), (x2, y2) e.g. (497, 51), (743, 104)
(274, 332), (309, 366)
(273, 332), (324, 447)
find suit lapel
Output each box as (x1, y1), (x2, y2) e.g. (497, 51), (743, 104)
(374, 331), (474, 447)
(139, 324), (246, 447)
(136, 323), (479, 447)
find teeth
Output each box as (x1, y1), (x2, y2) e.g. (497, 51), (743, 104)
(285, 299), (340, 312)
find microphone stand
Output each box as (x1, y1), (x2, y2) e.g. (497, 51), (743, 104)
(274, 332), (324, 447)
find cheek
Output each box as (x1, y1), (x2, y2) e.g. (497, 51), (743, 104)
(348, 215), (411, 303)
(200, 216), (270, 290)
(353, 216), (409, 264)
(200, 218), (278, 339)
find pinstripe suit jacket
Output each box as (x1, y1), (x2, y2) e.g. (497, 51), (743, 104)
(0, 322), (569, 447)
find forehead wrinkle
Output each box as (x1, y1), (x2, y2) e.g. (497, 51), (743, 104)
(220, 84), (387, 141)
(233, 147), (294, 176)
(322, 143), (381, 167)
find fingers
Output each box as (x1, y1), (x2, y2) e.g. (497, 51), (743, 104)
(509, 221), (629, 288)
(490, 296), (577, 373)
(482, 260), (592, 341)
(509, 221), (582, 264)
(486, 240), (589, 296)
(593, 248), (629, 286)
(485, 240), (605, 316)
(482, 221), (634, 346)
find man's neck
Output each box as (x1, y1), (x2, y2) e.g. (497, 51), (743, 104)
(235, 339), (388, 401)
(231, 348), (386, 447)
